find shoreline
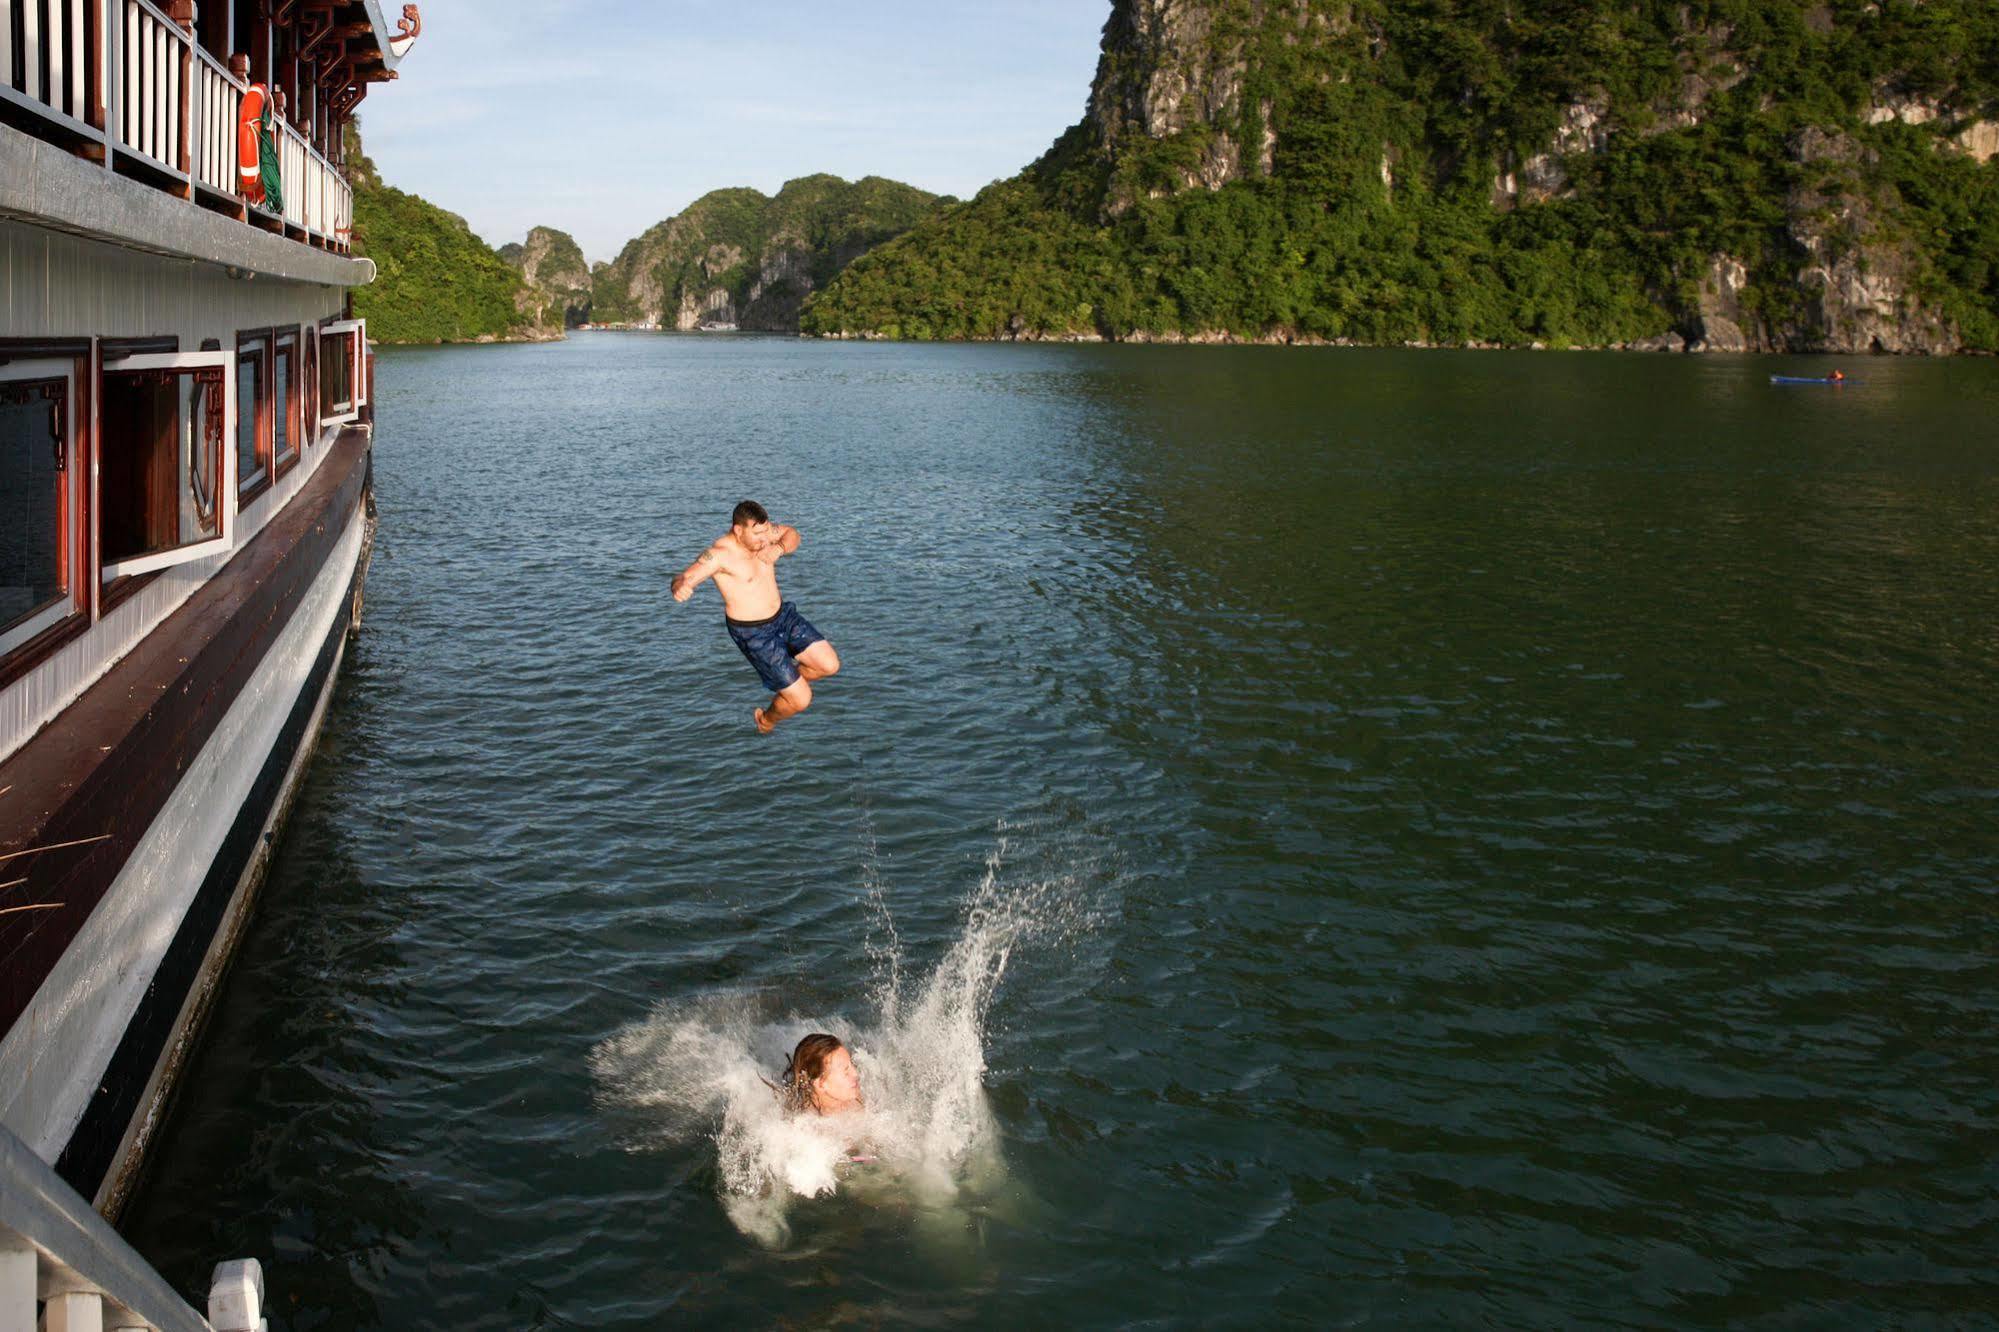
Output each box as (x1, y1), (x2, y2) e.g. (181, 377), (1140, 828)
(376, 325), (1995, 357)
(804, 327), (1999, 356)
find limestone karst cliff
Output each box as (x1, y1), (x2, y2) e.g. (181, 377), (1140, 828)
(500, 227), (594, 330)
(806, 0), (1999, 353)
(591, 175), (945, 332)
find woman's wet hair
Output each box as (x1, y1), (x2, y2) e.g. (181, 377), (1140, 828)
(766, 1032), (845, 1113)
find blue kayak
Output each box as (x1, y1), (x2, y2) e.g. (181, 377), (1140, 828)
(1770, 375), (1856, 385)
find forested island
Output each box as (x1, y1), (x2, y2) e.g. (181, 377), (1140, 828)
(347, 123), (945, 345)
(589, 177), (945, 332)
(803, 0), (1999, 353)
(349, 1), (1997, 354)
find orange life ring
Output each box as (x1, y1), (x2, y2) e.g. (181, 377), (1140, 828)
(238, 84), (266, 203)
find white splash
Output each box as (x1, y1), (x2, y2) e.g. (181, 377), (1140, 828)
(592, 832), (1089, 1246)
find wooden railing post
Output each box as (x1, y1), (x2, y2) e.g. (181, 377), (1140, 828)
(105, 0), (122, 166)
(90, 0), (110, 136)
(169, 0), (193, 188)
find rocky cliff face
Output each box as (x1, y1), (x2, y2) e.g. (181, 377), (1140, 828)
(1085, 0), (1288, 210)
(807, 0), (1999, 352)
(1095, 0), (1994, 353)
(500, 227), (593, 329)
(591, 176), (944, 332)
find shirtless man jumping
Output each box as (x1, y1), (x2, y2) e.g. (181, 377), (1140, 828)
(671, 500), (841, 733)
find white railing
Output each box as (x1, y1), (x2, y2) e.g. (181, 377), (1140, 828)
(0, 1122), (268, 1332)
(275, 117), (352, 244)
(5, 0), (355, 252)
(113, 0), (183, 176)
(272, 111), (346, 242)
(191, 43), (240, 196)
(0, 0), (95, 133)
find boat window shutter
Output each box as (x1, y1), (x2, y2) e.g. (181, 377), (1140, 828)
(98, 349), (236, 580)
(353, 318), (368, 407)
(317, 319), (363, 423)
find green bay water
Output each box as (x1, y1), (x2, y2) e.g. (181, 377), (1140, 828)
(123, 337), (1999, 1327)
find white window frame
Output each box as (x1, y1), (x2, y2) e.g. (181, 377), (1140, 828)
(236, 334), (272, 497)
(0, 357), (82, 658)
(99, 350), (236, 581)
(272, 326), (303, 469)
(319, 319), (363, 424)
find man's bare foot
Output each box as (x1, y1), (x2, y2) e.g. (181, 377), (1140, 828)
(753, 707), (776, 735)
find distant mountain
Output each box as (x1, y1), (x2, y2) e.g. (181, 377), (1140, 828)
(592, 175), (947, 331)
(500, 226), (594, 329)
(804, 0), (1999, 353)
(346, 123), (558, 344)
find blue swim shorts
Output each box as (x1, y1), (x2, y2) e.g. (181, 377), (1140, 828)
(726, 602), (826, 694)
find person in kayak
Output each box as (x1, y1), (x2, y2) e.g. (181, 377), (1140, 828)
(1828, 369), (1846, 381)
(768, 1033), (864, 1116)
(671, 500), (841, 733)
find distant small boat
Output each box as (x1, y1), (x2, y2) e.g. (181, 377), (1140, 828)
(1770, 375), (1856, 385)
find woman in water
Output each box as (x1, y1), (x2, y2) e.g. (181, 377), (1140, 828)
(772, 1033), (863, 1116)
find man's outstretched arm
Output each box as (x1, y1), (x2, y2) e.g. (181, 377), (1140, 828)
(671, 544), (725, 602)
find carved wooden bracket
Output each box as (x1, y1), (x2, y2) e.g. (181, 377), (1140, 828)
(297, 2), (339, 61)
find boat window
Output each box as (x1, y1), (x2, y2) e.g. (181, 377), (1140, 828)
(319, 327), (355, 420)
(0, 360), (80, 659)
(238, 335), (271, 499)
(99, 353), (233, 580)
(274, 331), (300, 470)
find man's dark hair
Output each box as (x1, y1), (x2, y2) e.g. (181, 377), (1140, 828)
(731, 499), (769, 528)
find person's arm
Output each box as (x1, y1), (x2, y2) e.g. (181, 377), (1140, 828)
(671, 543), (726, 602)
(759, 525), (801, 564)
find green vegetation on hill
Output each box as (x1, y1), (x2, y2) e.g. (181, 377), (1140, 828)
(346, 123), (552, 344)
(804, 0), (1999, 351)
(593, 175), (946, 331)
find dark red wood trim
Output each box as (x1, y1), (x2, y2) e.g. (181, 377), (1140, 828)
(0, 614), (91, 693)
(99, 570), (162, 616)
(0, 429), (371, 1036)
(273, 331), (301, 471)
(99, 337), (180, 358)
(237, 473), (274, 508)
(88, 1), (107, 130)
(0, 339), (92, 363)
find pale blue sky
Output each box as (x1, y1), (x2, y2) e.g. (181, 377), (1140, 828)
(359, 1), (1113, 264)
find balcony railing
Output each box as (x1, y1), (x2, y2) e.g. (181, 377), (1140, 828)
(2, 0), (355, 253)
(1, 1121), (267, 1332)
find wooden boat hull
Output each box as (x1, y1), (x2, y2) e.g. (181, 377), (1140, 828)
(0, 430), (374, 1213)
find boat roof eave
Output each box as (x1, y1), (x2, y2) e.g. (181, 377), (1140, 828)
(0, 122), (373, 290)
(359, 0), (410, 74)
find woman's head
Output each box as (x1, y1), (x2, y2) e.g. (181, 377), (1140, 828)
(780, 1033), (862, 1115)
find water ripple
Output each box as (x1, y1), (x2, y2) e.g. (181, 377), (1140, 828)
(120, 338), (1999, 1328)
